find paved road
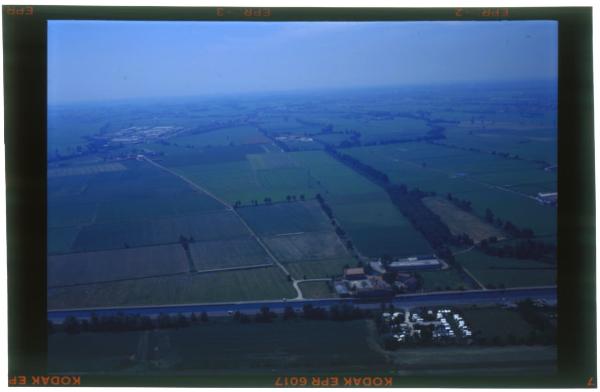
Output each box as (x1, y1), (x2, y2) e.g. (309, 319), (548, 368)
(48, 286), (556, 321)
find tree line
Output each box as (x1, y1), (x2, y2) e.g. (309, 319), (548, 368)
(51, 311), (210, 335)
(50, 304), (374, 335)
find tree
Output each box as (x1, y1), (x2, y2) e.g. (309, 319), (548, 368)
(63, 316), (81, 335)
(485, 208), (495, 223)
(158, 313), (172, 329)
(176, 313), (189, 328)
(255, 306), (276, 323)
(283, 306), (296, 321)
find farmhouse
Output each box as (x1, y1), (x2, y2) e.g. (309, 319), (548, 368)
(386, 255), (441, 272)
(344, 267), (366, 280)
(335, 268), (393, 298)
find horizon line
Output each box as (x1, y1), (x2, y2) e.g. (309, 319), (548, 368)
(48, 77), (558, 108)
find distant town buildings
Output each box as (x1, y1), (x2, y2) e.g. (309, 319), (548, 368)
(275, 135), (314, 143)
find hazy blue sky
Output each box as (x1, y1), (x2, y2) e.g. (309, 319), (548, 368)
(48, 20), (557, 104)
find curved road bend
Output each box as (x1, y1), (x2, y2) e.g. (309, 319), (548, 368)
(48, 286), (556, 321)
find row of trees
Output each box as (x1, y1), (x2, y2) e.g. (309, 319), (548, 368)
(484, 208), (535, 239)
(325, 146), (471, 270)
(446, 193), (472, 212)
(325, 146), (390, 185)
(315, 193), (354, 252)
(478, 238), (556, 262)
(52, 304), (374, 331)
(53, 311), (209, 335)
(387, 184), (456, 252)
(233, 194), (306, 208)
(231, 304), (371, 324)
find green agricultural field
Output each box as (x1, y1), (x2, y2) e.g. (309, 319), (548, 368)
(92, 188), (225, 224)
(48, 266), (296, 309)
(48, 201), (98, 228)
(238, 201), (332, 236)
(456, 249), (556, 288)
(422, 197), (504, 243)
(471, 168), (555, 190)
(158, 319), (387, 372)
(156, 144), (265, 167)
(48, 159), (226, 244)
(313, 133), (355, 146)
(48, 243), (190, 287)
(246, 152), (297, 170)
(455, 189), (556, 237)
(169, 125), (269, 147)
(357, 118), (430, 143)
(189, 237), (272, 271)
(48, 319), (389, 374)
(48, 226), (82, 254)
(415, 268), (475, 292)
(288, 151), (432, 257)
(290, 150), (381, 197)
(286, 258), (357, 280)
(443, 128), (557, 165)
(341, 145), (481, 194)
(264, 231), (349, 263)
(48, 162), (127, 178)
(328, 195), (432, 258)
(460, 306), (536, 341)
(174, 160), (322, 204)
(298, 281), (335, 299)
(72, 210), (250, 252)
(259, 118), (319, 135)
(342, 143), (556, 236)
(48, 330), (142, 373)
(388, 345), (556, 375)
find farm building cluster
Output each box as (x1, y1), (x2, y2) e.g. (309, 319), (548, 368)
(334, 268), (394, 298)
(334, 255), (443, 298)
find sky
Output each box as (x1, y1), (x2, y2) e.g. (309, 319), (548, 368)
(48, 20), (558, 104)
